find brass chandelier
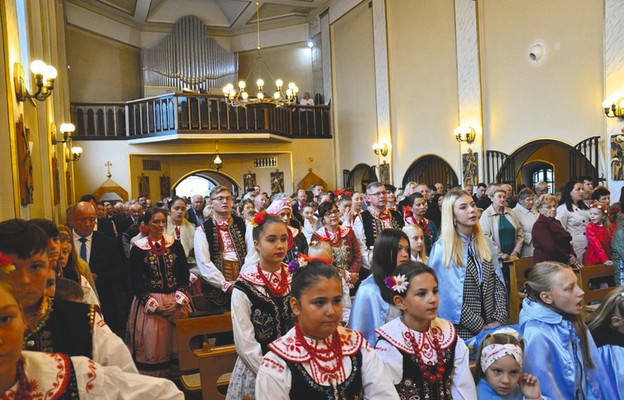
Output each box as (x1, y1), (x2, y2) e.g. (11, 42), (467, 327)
(223, 1), (298, 107)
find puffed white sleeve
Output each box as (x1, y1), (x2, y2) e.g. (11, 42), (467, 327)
(352, 216), (370, 269)
(450, 337), (477, 399)
(80, 276), (100, 305)
(243, 221), (259, 273)
(255, 352), (292, 400)
(231, 286), (263, 374)
(374, 339), (404, 385)
(361, 341), (400, 399)
(71, 356), (184, 399)
(91, 310), (138, 373)
(194, 226), (228, 290)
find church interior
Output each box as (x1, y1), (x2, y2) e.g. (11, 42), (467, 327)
(1, 0), (624, 219)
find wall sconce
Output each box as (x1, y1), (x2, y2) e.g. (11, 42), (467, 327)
(602, 97), (624, 118)
(454, 126), (476, 143)
(372, 142), (389, 157)
(15, 60), (57, 102)
(213, 143), (223, 171)
(66, 146), (82, 162)
(52, 123), (75, 145)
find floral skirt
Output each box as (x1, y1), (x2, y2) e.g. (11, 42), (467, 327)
(126, 293), (191, 378)
(226, 357), (257, 400)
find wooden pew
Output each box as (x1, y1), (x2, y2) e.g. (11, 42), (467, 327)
(577, 263), (616, 315)
(507, 256), (534, 324)
(175, 312), (237, 399)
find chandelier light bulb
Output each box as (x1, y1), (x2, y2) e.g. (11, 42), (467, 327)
(293, 85), (299, 93)
(274, 92), (280, 99)
(256, 79), (264, 88)
(238, 81), (246, 89)
(72, 146), (83, 156)
(288, 82), (295, 90)
(214, 154), (222, 164)
(30, 60), (47, 75)
(60, 123), (75, 133)
(43, 65), (57, 81)
(242, 91), (249, 100)
(257, 92), (264, 99)
(275, 79), (283, 88)
(286, 89), (293, 97)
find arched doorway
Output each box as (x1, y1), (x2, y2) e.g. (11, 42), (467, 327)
(496, 139), (596, 192)
(173, 169), (241, 198)
(402, 156), (458, 189)
(344, 164), (378, 192)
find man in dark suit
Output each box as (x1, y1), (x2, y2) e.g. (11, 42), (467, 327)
(79, 194), (117, 239)
(73, 201), (128, 337)
(186, 194), (205, 226)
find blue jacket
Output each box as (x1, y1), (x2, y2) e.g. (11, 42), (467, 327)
(428, 233), (505, 324)
(477, 379), (523, 399)
(519, 299), (616, 400)
(348, 275), (390, 344)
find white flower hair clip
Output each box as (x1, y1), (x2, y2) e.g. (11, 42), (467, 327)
(384, 273), (408, 293)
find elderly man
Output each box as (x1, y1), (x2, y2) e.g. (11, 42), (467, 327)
(512, 188), (539, 257)
(73, 201), (128, 337)
(253, 192), (269, 213)
(187, 194), (205, 226)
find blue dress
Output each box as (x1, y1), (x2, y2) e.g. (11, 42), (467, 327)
(348, 275), (397, 344)
(519, 299), (616, 399)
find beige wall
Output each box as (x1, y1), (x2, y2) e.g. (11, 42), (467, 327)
(65, 26), (143, 102)
(238, 42), (314, 99)
(386, 0), (460, 184)
(478, 0), (604, 152)
(331, 1), (378, 175)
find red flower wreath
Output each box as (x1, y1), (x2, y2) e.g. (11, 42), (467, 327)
(139, 225), (149, 235)
(0, 251), (15, 274)
(251, 211), (267, 228)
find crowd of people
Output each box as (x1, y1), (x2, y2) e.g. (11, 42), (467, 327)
(0, 177), (622, 399)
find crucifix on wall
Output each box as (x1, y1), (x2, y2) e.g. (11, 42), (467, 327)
(105, 161), (112, 178)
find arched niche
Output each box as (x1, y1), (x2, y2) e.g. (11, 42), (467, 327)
(402, 156), (458, 189)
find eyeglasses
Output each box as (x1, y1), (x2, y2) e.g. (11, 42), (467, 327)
(324, 210), (340, 217)
(212, 196), (232, 203)
(368, 191), (387, 197)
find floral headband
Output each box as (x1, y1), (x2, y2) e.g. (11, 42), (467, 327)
(0, 252), (15, 274)
(590, 202), (609, 215)
(480, 343), (523, 372)
(287, 254), (333, 274)
(384, 273), (408, 293)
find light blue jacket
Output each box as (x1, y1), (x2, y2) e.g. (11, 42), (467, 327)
(348, 275), (389, 344)
(595, 344), (624, 399)
(428, 233), (505, 324)
(477, 379), (523, 399)
(519, 299), (616, 400)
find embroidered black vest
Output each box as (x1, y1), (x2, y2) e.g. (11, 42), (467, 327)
(24, 299), (97, 359)
(288, 352), (363, 400)
(394, 335), (457, 400)
(234, 279), (294, 354)
(58, 356), (81, 399)
(360, 210), (404, 247)
(202, 215), (247, 269)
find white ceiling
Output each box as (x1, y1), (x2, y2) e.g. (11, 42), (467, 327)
(67, 0), (328, 31)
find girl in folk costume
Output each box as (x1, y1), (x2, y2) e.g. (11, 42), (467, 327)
(312, 201), (362, 291)
(403, 224), (428, 263)
(256, 260), (399, 400)
(585, 286), (624, 398)
(127, 207), (192, 378)
(348, 229), (411, 344)
(301, 204), (319, 243)
(227, 213), (295, 399)
(428, 189), (508, 340)
(165, 196), (196, 260)
(475, 329), (544, 400)
(403, 193), (438, 255)
(585, 202), (614, 266)
(266, 198), (309, 264)
(0, 276), (184, 399)
(520, 262), (616, 399)
(374, 262), (476, 399)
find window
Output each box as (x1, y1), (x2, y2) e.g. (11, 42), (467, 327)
(531, 165), (554, 194)
(16, 0), (31, 88)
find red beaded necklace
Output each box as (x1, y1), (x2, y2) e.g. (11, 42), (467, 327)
(294, 323), (343, 374)
(256, 264), (289, 297)
(12, 358), (32, 400)
(406, 330), (445, 384)
(323, 227), (342, 247)
(147, 237), (167, 256)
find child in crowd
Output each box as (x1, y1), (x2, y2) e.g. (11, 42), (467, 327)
(348, 229), (411, 344)
(307, 240), (351, 322)
(475, 328), (543, 399)
(0, 275), (183, 399)
(55, 277), (86, 302)
(520, 261), (616, 399)
(403, 224), (428, 263)
(374, 262), (476, 399)
(586, 286), (624, 398)
(301, 204), (318, 243)
(585, 203), (613, 266)
(255, 260), (399, 399)
(227, 213), (295, 399)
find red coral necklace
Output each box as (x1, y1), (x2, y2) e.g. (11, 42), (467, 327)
(406, 330), (445, 383)
(256, 264), (289, 297)
(294, 323), (343, 374)
(147, 237), (167, 256)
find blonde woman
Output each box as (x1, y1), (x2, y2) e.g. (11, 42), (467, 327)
(428, 189), (507, 339)
(402, 224), (427, 263)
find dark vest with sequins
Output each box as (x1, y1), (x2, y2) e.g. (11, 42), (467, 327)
(360, 210), (404, 247)
(202, 216), (247, 270)
(234, 279), (294, 354)
(24, 300), (97, 359)
(394, 335), (457, 400)
(288, 352), (363, 400)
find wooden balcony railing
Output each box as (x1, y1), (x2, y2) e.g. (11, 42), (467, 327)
(71, 94), (332, 140)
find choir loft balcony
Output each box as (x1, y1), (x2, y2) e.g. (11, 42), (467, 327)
(70, 93), (332, 144)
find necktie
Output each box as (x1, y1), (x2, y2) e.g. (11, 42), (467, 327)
(79, 237), (88, 262)
(175, 226), (180, 239)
